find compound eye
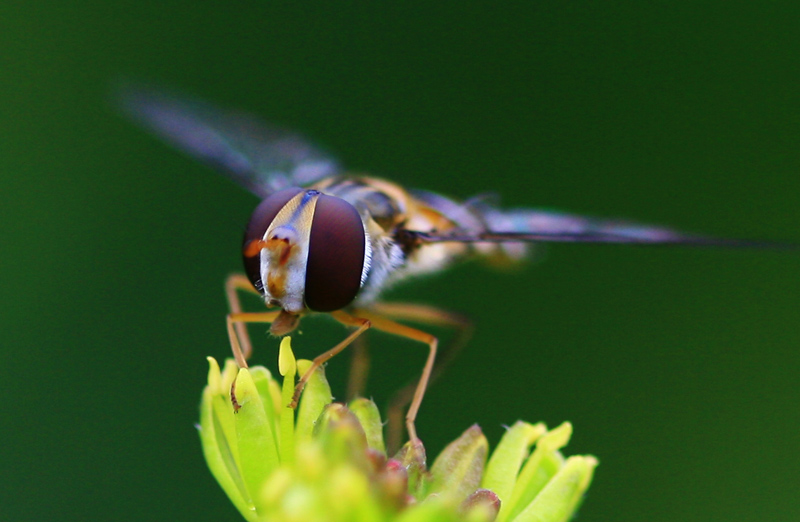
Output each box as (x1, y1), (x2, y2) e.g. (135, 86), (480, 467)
(304, 195), (366, 311)
(242, 187), (304, 294)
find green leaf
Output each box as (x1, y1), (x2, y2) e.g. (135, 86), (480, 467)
(429, 425), (488, 502)
(500, 422), (572, 522)
(512, 455), (598, 522)
(248, 366), (279, 458)
(348, 398), (387, 455)
(482, 421), (546, 506)
(395, 437), (428, 499)
(460, 489), (501, 522)
(315, 403), (370, 470)
(199, 358), (255, 520)
(232, 367), (280, 513)
(395, 496), (460, 522)
(295, 359), (333, 442)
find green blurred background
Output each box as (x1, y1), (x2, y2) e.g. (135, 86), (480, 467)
(2, 3), (799, 521)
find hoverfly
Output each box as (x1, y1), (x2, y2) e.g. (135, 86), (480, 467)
(120, 86), (791, 444)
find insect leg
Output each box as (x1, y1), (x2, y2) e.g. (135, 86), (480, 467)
(227, 311), (282, 368)
(289, 310), (372, 408)
(346, 335), (370, 401)
(362, 303), (473, 452)
(349, 309), (442, 444)
(225, 273), (264, 361)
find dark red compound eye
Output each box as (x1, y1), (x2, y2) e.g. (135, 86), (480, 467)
(242, 187), (304, 294)
(304, 194), (366, 312)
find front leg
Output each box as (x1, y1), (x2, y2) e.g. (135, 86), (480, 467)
(225, 273), (268, 365)
(226, 310), (282, 368)
(290, 310), (371, 407)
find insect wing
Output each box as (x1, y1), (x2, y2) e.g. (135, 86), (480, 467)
(478, 206), (696, 243)
(412, 197), (795, 250)
(118, 84), (341, 198)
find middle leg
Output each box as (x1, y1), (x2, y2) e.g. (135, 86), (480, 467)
(358, 303), (473, 451)
(351, 308), (440, 443)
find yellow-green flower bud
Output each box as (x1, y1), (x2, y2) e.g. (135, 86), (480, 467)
(199, 338), (597, 522)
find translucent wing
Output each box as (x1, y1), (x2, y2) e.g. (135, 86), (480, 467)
(410, 193), (795, 251)
(118, 84), (341, 197)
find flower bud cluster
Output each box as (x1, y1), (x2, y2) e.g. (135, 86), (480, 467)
(199, 338), (596, 522)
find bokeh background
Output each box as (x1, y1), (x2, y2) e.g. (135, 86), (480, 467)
(3, 3), (799, 521)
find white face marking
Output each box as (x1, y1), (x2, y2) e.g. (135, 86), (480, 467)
(259, 191), (319, 313)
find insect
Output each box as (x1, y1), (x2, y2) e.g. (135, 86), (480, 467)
(120, 86), (791, 444)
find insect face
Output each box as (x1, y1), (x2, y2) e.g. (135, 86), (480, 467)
(243, 188), (370, 322)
